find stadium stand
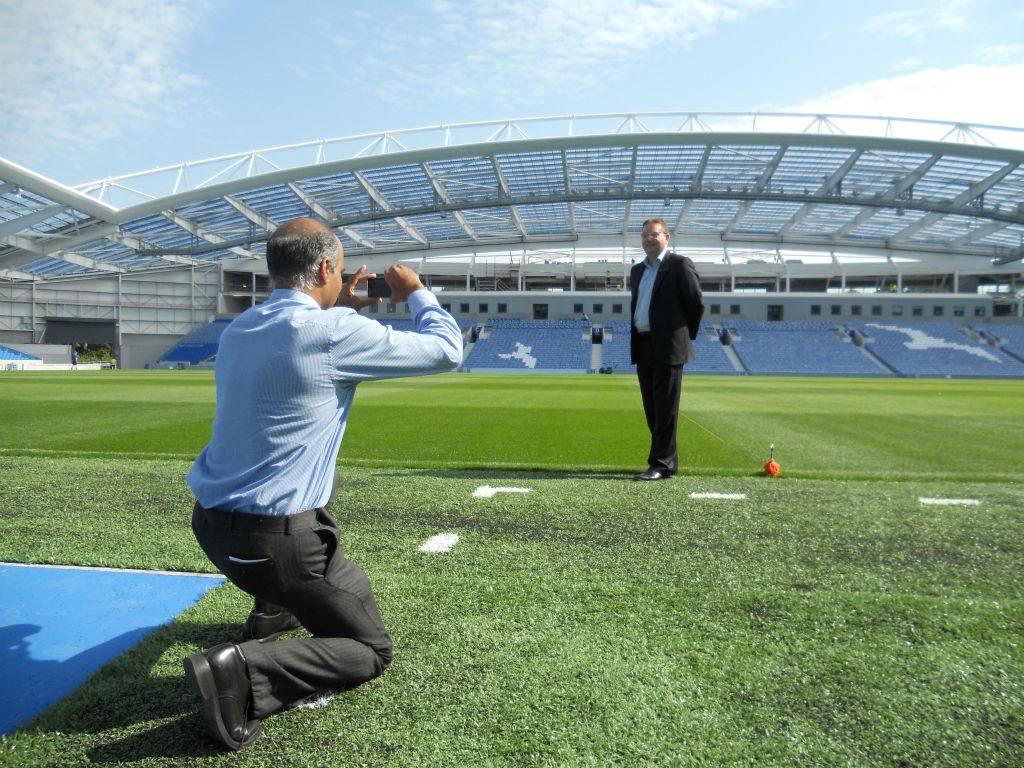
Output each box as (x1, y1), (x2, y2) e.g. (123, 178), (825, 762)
(463, 318), (591, 371)
(599, 321), (737, 374)
(974, 323), (1024, 363)
(146, 316), (1024, 379)
(726, 320), (886, 376)
(847, 322), (1024, 378)
(0, 344), (39, 361)
(598, 321), (634, 372)
(689, 325), (741, 374)
(156, 319), (231, 365)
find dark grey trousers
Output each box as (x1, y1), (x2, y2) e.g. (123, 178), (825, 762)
(191, 501), (393, 718)
(635, 333), (684, 475)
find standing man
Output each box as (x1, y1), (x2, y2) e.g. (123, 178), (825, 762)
(184, 217), (462, 750)
(629, 218), (704, 481)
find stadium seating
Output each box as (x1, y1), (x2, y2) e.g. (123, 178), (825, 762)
(598, 321), (634, 372)
(974, 323), (1024, 362)
(847, 321), (1024, 377)
(726, 320), (886, 376)
(599, 321), (737, 374)
(0, 344), (39, 361)
(463, 318), (591, 371)
(157, 319), (231, 364)
(150, 315), (1024, 379)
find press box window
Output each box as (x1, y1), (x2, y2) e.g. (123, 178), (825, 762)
(497, 303), (507, 314)
(710, 304), (721, 315)
(460, 303), (470, 314)
(730, 304), (741, 315)
(810, 305), (821, 316)
(831, 305), (842, 316)
(612, 303), (623, 314)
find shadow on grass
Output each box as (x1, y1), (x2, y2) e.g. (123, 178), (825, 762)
(17, 620), (244, 762)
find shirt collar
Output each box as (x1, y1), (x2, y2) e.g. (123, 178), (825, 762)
(268, 288), (321, 307)
(645, 248), (668, 268)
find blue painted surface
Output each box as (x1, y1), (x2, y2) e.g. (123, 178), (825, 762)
(0, 564), (223, 735)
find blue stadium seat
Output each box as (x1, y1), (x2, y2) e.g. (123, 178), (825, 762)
(728, 321), (886, 376)
(157, 319), (232, 364)
(847, 321), (1024, 377)
(973, 322), (1024, 362)
(598, 321), (737, 374)
(463, 318), (591, 371)
(0, 344), (39, 361)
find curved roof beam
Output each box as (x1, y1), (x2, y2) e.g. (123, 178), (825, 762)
(352, 171), (427, 245)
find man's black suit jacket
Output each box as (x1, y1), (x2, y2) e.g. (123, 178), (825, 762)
(630, 253), (705, 365)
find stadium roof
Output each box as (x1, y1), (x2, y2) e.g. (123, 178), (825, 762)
(2, 111), (1023, 282)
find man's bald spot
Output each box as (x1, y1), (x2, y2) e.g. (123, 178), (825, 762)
(273, 217), (332, 240)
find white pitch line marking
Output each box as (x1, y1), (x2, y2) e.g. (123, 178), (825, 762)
(919, 497), (981, 506)
(419, 532), (460, 553)
(473, 485), (531, 499)
(689, 492), (747, 500)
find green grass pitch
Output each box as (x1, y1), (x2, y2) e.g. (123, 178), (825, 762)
(0, 371), (1022, 767)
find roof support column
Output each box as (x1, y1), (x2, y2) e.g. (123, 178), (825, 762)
(117, 273), (123, 349)
(570, 248), (576, 292)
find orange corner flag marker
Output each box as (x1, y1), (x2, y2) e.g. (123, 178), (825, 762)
(762, 443), (781, 476)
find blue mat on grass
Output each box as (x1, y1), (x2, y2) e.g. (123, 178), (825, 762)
(0, 563), (223, 734)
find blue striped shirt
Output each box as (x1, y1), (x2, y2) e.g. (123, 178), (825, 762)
(187, 288), (462, 515)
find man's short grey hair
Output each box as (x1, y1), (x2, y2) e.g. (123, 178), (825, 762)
(266, 229), (339, 290)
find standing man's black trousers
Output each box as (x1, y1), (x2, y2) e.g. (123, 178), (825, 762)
(191, 501), (392, 718)
(635, 332), (684, 475)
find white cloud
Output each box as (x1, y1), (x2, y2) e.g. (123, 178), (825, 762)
(0, 0), (209, 175)
(367, 0), (776, 108)
(863, 0), (978, 37)
(791, 64), (1024, 130)
(976, 43), (1024, 63)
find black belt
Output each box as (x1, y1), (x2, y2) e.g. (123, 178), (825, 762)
(197, 502), (320, 533)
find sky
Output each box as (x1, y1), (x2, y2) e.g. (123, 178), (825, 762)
(1, 0), (1023, 188)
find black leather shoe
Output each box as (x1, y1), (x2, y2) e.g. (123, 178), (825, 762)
(633, 468), (669, 481)
(242, 608), (301, 641)
(183, 643), (261, 750)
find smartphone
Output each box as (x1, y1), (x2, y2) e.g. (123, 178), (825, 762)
(367, 276), (391, 299)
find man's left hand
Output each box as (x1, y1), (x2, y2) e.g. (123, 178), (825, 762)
(337, 265), (381, 311)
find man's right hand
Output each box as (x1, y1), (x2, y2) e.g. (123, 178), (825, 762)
(384, 265), (424, 303)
